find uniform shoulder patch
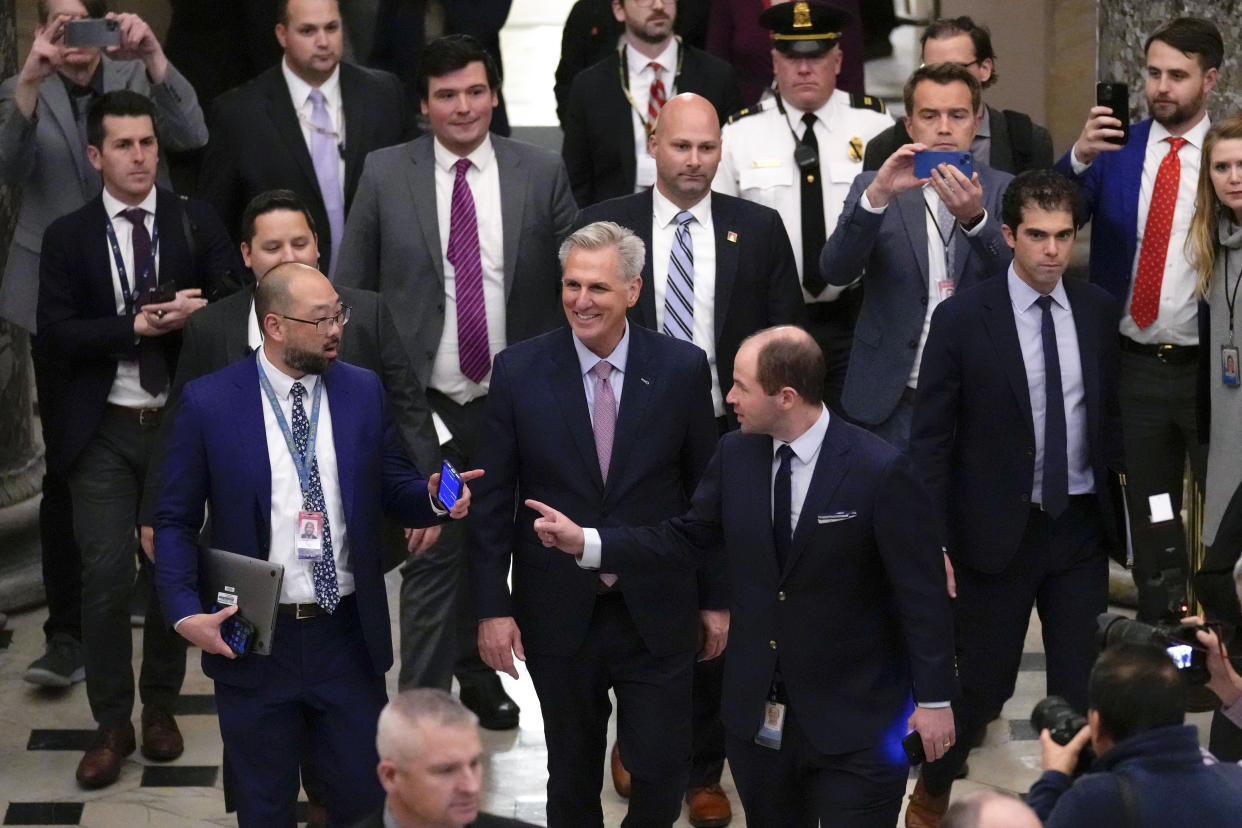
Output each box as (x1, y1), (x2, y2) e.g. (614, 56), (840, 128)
(849, 93), (886, 114)
(727, 101), (769, 124)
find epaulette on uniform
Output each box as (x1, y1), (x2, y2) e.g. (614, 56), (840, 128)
(727, 100), (771, 125)
(849, 93), (886, 114)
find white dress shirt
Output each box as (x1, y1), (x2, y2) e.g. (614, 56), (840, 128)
(256, 345), (354, 604)
(281, 58), (346, 204)
(1007, 267), (1094, 501)
(626, 38), (677, 190)
(651, 188), (722, 415)
(102, 187), (167, 409)
(429, 134), (507, 404)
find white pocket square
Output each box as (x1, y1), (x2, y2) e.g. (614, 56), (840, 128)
(818, 511), (857, 524)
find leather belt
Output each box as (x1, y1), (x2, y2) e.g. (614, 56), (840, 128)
(278, 593), (354, 620)
(107, 404), (162, 428)
(1119, 338), (1198, 365)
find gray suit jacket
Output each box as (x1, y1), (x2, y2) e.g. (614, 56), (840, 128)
(333, 134), (578, 388)
(820, 165), (1013, 426)
(0, 58), (207, 332)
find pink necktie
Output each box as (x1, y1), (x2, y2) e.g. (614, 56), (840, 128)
(593, 361), (618, 587)
(447, 158), (490, 382)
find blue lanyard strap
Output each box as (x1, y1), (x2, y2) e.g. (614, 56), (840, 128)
(104, 216), (161, 313)
(257, 358), (323, 496)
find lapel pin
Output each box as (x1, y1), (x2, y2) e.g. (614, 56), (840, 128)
(727, 231), (738, 243)
(848, 137), (863, 163)
(641, 377), (651, 385)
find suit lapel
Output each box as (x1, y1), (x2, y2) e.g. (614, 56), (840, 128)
(628, 192), (659, 329)
(605, 328), (656, 499)
(1064, 279), (1101, 454)
(153, 190), (188, 287)
(982, 278), (1036, 438)
(784, 417), (852, 581)
(237, 355), (273, 544)
(407, 139), (445, 284)
(712, 197), (739, 343)
(324, 365), (358, 531)
(897, 188), (931, 289)
(609, 53), (639, 192)
(262, 72), (321, 206)
(495, 138), (526, 299)
(42, 74), (93, 192)
(338, 65), (366, 203)
(227, 289), (256, 360)
(84, 198), (117, 314)
(548, 330), (606, 493)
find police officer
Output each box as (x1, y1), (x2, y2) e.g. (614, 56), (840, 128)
(713, 1), (890, 412)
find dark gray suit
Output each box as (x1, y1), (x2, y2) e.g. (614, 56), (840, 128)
(334, 133), (578, 692)
(820, 166), (1013, 437)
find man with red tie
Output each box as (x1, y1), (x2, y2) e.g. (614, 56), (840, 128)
(1054, 17), (1221, 624)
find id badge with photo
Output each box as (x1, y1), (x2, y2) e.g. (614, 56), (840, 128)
(296, 510), (324, 560)
(1223, 345), (1240, 388)
(936, 279), (955, 302)
(755, 700), (786, 750)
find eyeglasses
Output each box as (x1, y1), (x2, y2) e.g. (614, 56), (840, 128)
(281, 305), (352, 331)
(629, 0), (676, 7)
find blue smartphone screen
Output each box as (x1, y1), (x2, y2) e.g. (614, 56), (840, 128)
(913, 150), (973, 179)
(438, 461), (463, 510)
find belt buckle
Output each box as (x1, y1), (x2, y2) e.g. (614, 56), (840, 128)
(294, 602), (317, 620)
(1156, 344), (1175, 364)
(138, 408), (159, 427)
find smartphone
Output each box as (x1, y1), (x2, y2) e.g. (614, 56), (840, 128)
(150, 282), (177, 304)
(64, 18), (120, 48)
(1095, 82), (1130, 146)
(437, 460), (463, 511)
(213, 604), (255, 657)
(913, 150), (973, 180)
(902, 730), (926, 765)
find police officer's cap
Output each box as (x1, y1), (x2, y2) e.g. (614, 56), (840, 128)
(760, 1), (852, 57)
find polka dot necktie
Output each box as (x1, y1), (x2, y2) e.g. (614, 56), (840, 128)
(1130, 136), (1188, 329)
(291, 381), (339, 612)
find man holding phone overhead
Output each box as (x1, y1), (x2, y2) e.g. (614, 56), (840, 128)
(819, 62), (1013, 451)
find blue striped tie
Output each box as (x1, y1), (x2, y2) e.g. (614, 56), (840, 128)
(663, 211), (695, 342)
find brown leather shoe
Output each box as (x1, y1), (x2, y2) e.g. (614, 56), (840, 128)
(686, 784), (732, 827)
(140, 704), (184, 761)
(905, 775), (951, 828)
(610, 742), (631, 798)
(76, 721), (136, 789)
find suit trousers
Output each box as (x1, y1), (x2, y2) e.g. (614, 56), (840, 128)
(398, 390), (495, 690)
(67, 407), (186, 725)
(921, 497), (1107, 795)
(1118, 349), (1207, 621)
(526, 593), (694, 828)
(214, 596), (387, 828)
(725, 704), (908, 828)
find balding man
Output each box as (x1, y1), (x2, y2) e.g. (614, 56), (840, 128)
(155, 263), (478, 826)
(529, 326), (958, 827)
(942, 791), (1040, 828)
(579, 90), (801, 825)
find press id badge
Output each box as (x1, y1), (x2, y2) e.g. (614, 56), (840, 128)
(1223, 345), (1240, 388)
(937, 279), (956, 302)
(296, 511), (324, 560)
(755, 700), (786, 750)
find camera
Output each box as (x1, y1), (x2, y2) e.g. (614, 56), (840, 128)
(1097, 613), (1211, 686)
(1031, 695), (1093, 776)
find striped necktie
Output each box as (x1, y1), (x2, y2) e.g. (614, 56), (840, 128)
(663, 210), (695, 342)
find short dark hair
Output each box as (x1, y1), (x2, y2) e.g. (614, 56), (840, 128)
(921, 16), (998, 88)
(39, 0), (106, 24)
(1001, 170), (1082, 231)
(903, 62), (982, 118)
(1145, 17), (1223, 72)
(754, 330), (825, 406)
(240, 190), (317, 244)
(416, 34), (501, 101)
(1089, 643), (1186, 744)
(86, 90), (157, 149)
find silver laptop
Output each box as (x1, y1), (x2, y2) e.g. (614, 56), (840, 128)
(201, 547), (284, 655)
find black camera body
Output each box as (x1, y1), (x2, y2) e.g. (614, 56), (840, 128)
(1097, 613), (1210, 686)
(1031, 695), (1094, 776)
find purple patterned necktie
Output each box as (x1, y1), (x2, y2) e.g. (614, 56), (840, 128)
(448, 158), (490, 383)
(122, 208), (166, 396)
(308, 88), (344, 278)
(593, 360), (618, 587)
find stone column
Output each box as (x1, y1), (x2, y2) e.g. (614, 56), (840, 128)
(0, 0), (44, 614)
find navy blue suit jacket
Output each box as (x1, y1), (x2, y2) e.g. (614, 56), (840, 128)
(154, 353), (439, 688)
(470, 324), (719, 658)
(598, 416), (958, 755)
(1053, 120), (1151, 305)
(909, 275), (1125, 573)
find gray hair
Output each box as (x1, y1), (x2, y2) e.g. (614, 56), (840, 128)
(557, 221), (646, 283)
(376, 688), (478, 762)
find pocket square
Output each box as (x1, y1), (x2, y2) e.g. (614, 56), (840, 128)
(818, 511), (857, 524)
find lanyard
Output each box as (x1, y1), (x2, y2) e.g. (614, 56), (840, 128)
(1227, 248), (1242, 344)
(772, 93), (820, 172)
(618, 39), (683, 136)
(924, 196), (958, 250)
(104, 216), (160, 314)
(257, 360), (324, 497)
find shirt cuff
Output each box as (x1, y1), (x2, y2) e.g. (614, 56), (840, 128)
(918, 700), (951, 708)
(429, 492), (448, 516)
(578, 528), (602, 569)
(859, 189), (887, 214)
(173, 615), (192, 631)
(961, 210), (988, 236)
(1069, 149), (1091, 175)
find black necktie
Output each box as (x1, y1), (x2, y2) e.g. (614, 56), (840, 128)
(123, 208), (166, 396)
(1036, 296), (1068, 518)
(773, 444), (794, 570)
(799, 113), (827, 296)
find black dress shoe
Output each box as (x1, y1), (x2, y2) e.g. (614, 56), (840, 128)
(459, 680), (520, 730)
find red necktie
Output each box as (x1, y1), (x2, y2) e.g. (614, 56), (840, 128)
(647, 62), (666, 126)
(1130, 136), (1188, 329)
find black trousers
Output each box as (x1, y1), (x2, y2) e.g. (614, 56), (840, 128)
(922, 497), (1107, 795)
(726, 705), (907, 828)
(527, 593), (693, 828)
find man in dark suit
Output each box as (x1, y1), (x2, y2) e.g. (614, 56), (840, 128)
(562, 0), (740, 207)
(580, 91), (801, 825)
(350, 688), (536, 828)
(528, 325), (958, 827)
(1054, 17), (1220, 623)
(155, 263), (478, 827)
(335, 34), (576, 726)
(821, 62), (1013, 450)
(906, 171), (1124, 827)
(863, 16), (1053, 175)
(35, 90), (237, 789)
(199, 0), (415, 277)
(472, 221), (720, 827)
